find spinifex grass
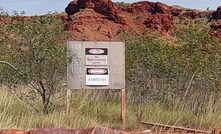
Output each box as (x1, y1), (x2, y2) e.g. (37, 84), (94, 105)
(0, 86), (132, 130)
(137, 91), (221, 130)
(0, 85), (221, 130)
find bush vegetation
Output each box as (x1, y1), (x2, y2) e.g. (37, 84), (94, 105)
(0, 12), (221, 130)
(116, 2), (131, 10)
(0, 13), (68, 114)
(125, 20), (221, 101)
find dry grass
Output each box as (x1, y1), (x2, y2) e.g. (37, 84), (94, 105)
(0, 85), (220, 131)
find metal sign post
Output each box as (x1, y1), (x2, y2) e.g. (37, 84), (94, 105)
(67, 89), (71, 114)
(121, 88), (126, 126)
(67, 41), (125, 125)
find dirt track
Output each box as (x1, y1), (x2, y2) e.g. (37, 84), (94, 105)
(1, 127), (220, 134)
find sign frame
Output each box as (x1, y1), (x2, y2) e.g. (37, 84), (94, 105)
(67, 41), (126, 126)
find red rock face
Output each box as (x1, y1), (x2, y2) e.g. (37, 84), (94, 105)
(211, 20), (221, 37)
(126, 1), (174, 33)
(65, 0), (126, 24)
(180, 10), (211, 19)
(154, 2), (171, 14)
(65, 0), (79, 16)
(211, 20), (221, 30)
(211, 6), (221, 20)
(92, 0), (126, 24)
(126, 1), (155, 13)
(210, 6), (221, 37)
(64, 0), (221, 40)
(144, 14), (174, 33)
(126, 1), (171, 14)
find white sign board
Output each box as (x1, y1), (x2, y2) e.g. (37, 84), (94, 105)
(85, 48), (108, 65)
(86, 68), (109, 86)
(67, 41), (125, 89)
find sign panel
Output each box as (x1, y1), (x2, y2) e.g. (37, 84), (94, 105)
(67, 41), (125, 89)
(86, 68), (109, 86)
(85, 48), (108, 65)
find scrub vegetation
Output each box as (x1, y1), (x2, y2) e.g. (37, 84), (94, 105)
(0, 11), (221, 130)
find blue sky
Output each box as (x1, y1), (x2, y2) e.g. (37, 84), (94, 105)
(0, 0), (220, 16)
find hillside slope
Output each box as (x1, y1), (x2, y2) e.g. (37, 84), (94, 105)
(64, 0), (221, 41)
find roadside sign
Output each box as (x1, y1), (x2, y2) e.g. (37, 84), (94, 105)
(67, 41), (125, 89)
(66, 41), (126, 126)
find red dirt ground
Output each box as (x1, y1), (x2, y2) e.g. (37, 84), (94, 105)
(1, 127), (220, 134)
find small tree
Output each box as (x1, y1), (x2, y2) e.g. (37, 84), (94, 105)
(1, 13), (68, 114)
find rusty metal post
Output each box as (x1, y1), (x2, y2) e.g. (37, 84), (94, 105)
(136, 111), (143, 129)
(121, 88), (126, 127)
(67, 89), (71, 114)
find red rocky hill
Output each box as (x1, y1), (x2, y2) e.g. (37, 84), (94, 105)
(1, 0), (220, 41)
(63, 0), (221, 41)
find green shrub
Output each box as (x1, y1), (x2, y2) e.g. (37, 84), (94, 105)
(0, 13), (68, 114)
(123, 20), (221, 103)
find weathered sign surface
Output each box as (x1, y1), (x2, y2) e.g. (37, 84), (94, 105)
(67, 41), (125, 89)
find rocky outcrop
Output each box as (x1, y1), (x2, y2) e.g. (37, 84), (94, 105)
(211, 6), (221, 20)
(126, 1), (170, 14)
(211, 20), (221, 30)
(65, 0), (79, 16)
(178, 10), (211, 19)
(211, 20), (221, 37)
(64, 0), (221, 40)
(154, 2), (170, 14)
(125, 1), (174, 33)
(92, 0), (125, 24)
(126, 1), (154, 13)
(65, 0), (126, 24)
(144, 14), (174, 33)
(210, 6), (221, 37)
(126, 1), (210, 19)
(125, 1), (209, 33)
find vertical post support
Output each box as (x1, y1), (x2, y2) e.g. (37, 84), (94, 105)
(67, 89), (71, 114)
(136, 111), (143, 129)
(121, 88), (126, 127)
